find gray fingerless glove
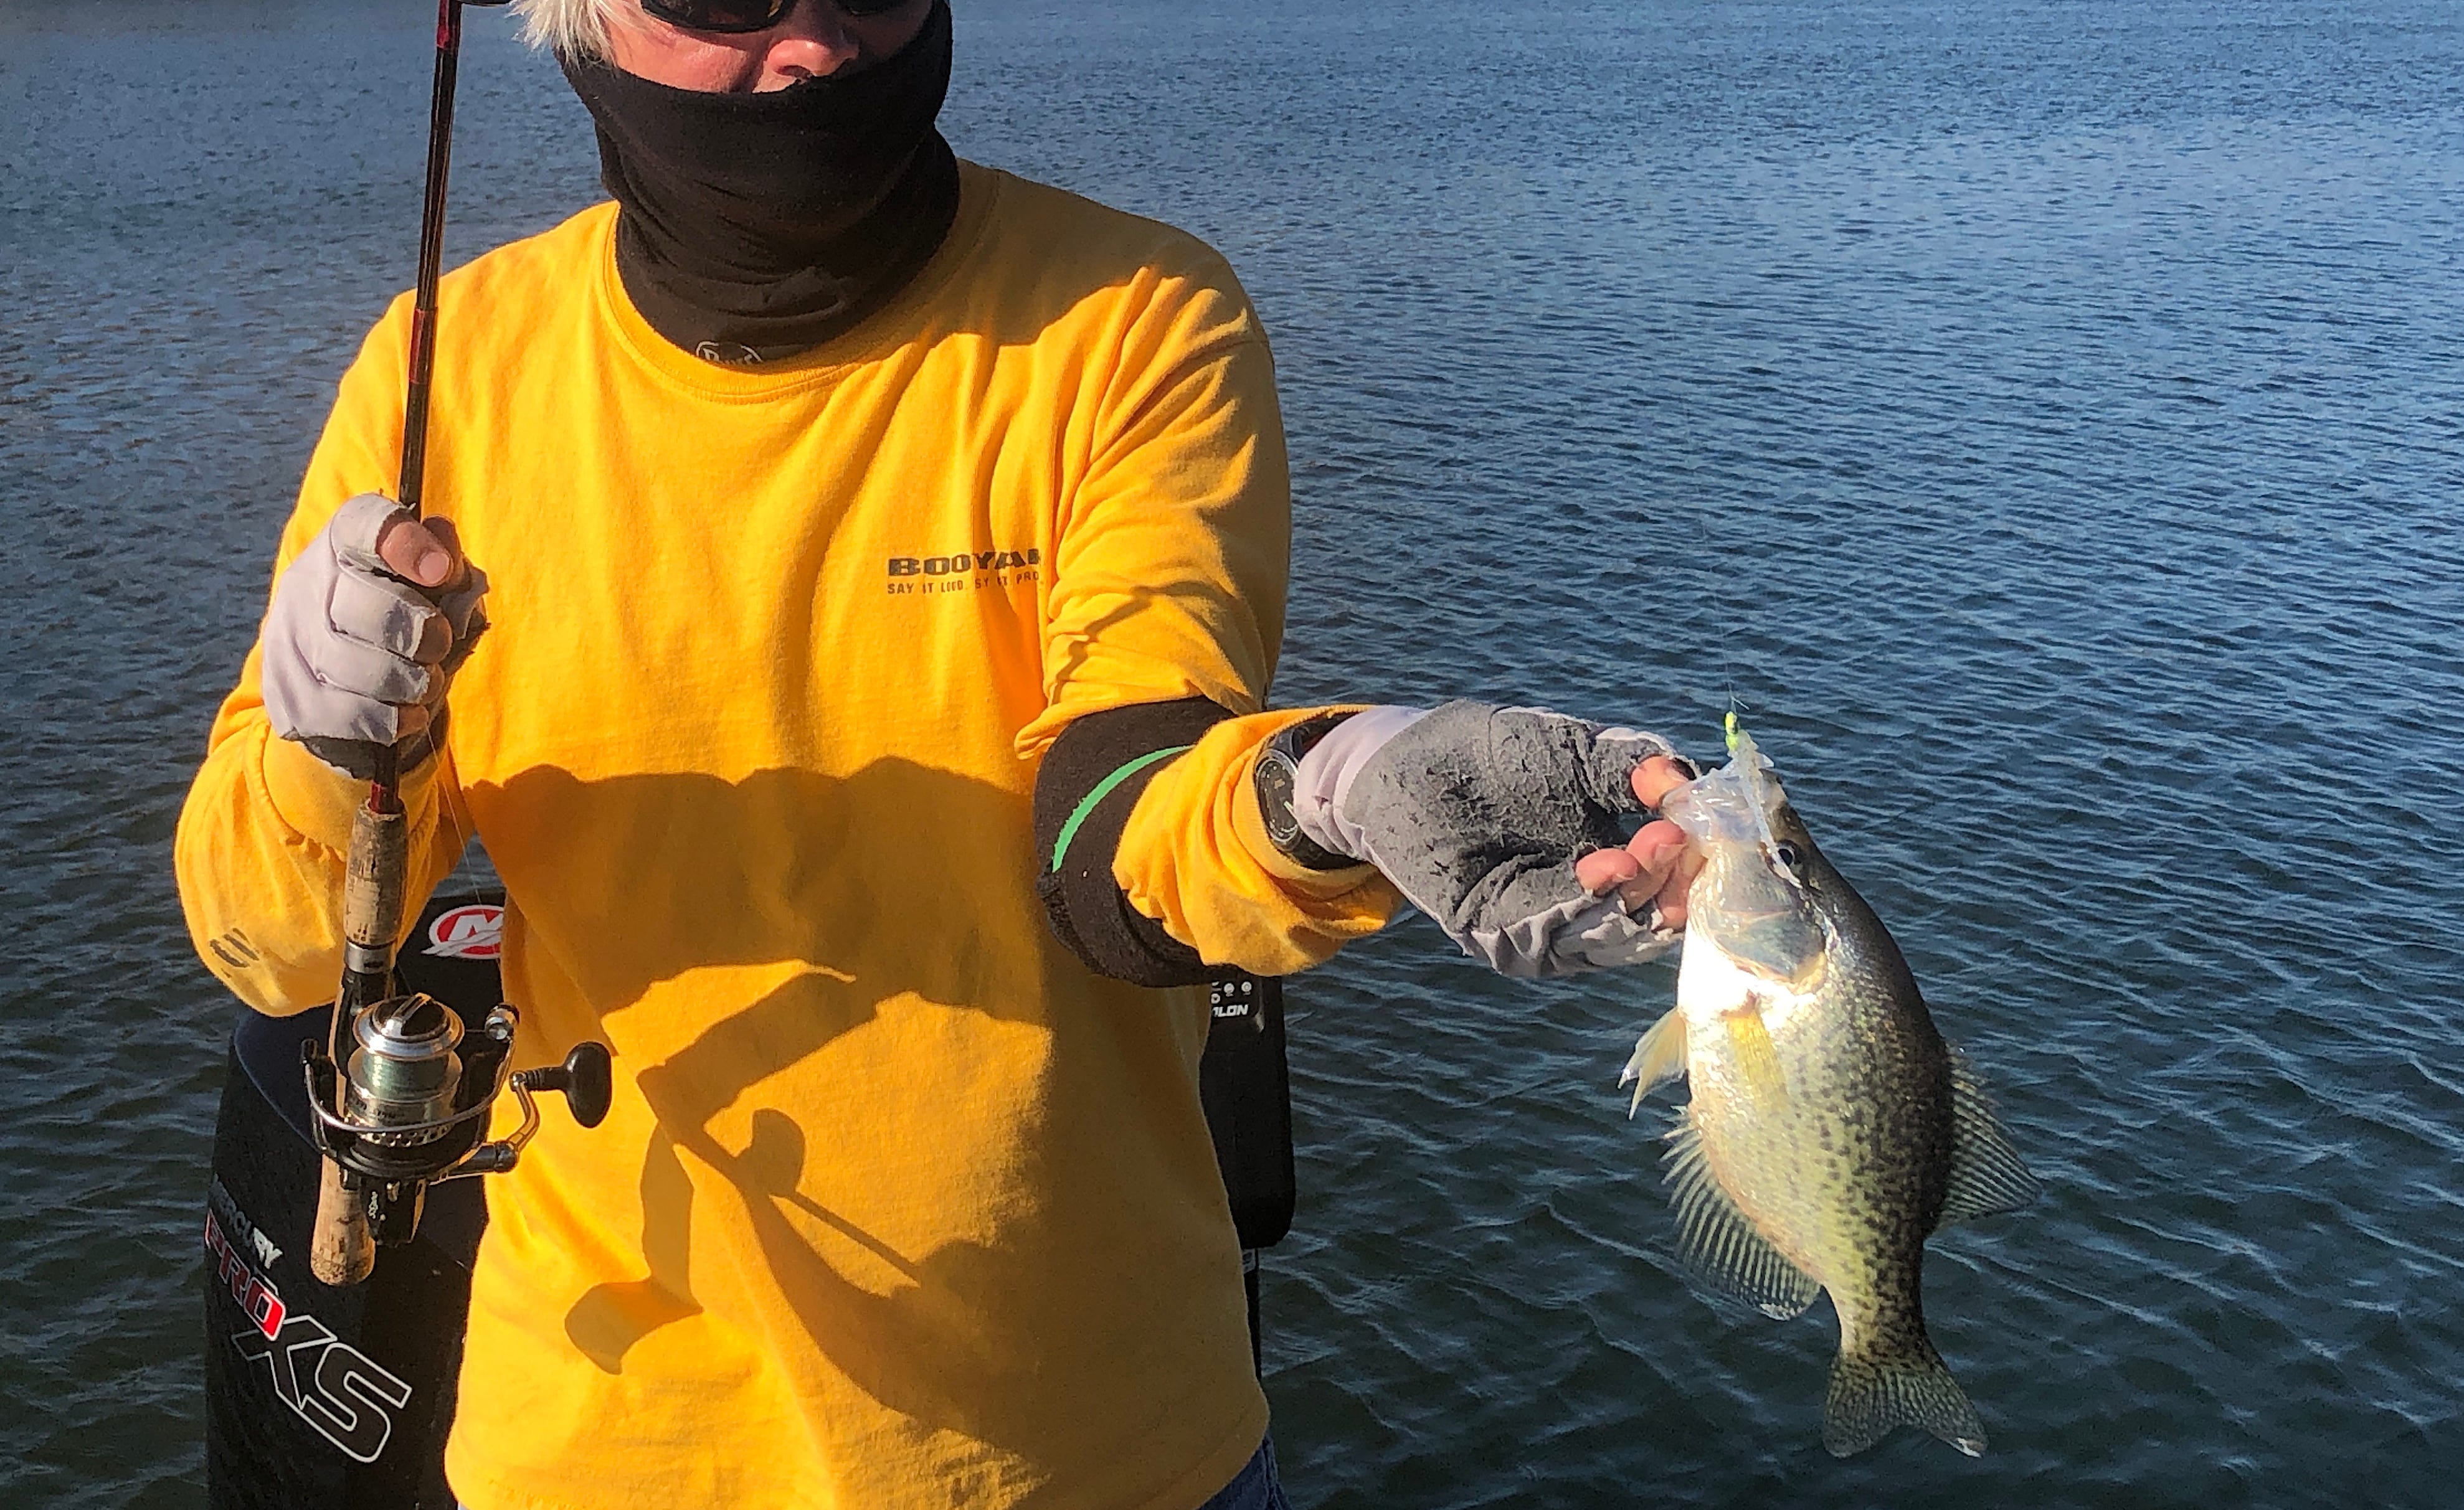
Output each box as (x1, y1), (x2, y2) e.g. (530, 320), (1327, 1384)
(1309, 700), (1684, 978)
(259, 493), (488, 780)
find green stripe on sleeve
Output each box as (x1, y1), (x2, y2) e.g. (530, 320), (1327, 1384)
(1050, 745), (1195, 873)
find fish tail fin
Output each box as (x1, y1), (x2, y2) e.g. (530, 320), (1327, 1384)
(1822, 1340), (1986, 1459)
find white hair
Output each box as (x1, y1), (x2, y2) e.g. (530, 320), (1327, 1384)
(511, 0), (622, 61)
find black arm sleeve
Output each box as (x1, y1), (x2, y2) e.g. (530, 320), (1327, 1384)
(1033, 697), (1235, 987)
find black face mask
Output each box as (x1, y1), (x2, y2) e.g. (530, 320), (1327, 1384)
(562, 0), (960, 364)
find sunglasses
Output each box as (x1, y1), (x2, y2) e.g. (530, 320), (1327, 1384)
(638, 0), (912, 33)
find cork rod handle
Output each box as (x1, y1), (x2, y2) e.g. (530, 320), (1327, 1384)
(310, 1158), (376, 1286)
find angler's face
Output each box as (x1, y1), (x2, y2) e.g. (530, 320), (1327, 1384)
(606, 0), (936, 93)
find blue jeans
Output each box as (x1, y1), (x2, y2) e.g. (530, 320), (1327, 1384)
(1200, 1437), (1291, 1510)
(460, 1436), (1289, 1509)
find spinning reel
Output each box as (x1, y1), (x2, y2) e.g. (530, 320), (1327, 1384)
(303, 990), (610, 1280)
(301, 789), (612, 1286)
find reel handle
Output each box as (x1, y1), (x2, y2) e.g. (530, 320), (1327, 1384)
(521, 1042), (614, 1129)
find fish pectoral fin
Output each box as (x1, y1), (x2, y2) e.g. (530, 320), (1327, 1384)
(1620, 1008), (1689, 1115)
(1661, 1112), (1820, 1321)
(1936, 1045), (2042, 1229)
(1722, 1005), (1788, 1107)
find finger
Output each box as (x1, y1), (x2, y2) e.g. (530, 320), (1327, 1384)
(1619, 875), (1687, 930)
(376, 515), (465, 590)
(1629, 818), (1690, 866)
(304, 631), (435, 706)
(1576, 846), (1641, 895)
(328, 567), (449, 663)
(1649, 841), (1706, 928)
(1629, 753), (1699, 811)
(1652, 854), (1700, 929)
(423, 517), (470, 588)
(1612, 820), (1692, 917)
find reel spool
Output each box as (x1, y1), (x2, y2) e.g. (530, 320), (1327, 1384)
(303, 994), (610, 1281)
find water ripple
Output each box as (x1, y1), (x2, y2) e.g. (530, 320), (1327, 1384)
(9, 0), (2464, 1504)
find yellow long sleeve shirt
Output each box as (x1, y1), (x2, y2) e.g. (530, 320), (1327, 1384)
(176, 164), (1394, 1510)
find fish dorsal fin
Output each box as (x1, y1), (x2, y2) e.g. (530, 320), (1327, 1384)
(1621, 1007), (1688, 1114)
(1936, 1046), (2040, 1228)
(1662, 1111), (1820, 1320)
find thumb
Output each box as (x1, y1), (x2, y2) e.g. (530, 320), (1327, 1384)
(376, 514), (466, 590)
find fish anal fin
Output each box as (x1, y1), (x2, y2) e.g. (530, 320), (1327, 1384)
(1823, 1341), (1986, 1458)
(1620, 1007), (1687, 1116)
(1661, 1113), (1819, 1320)
(1937, 1045), (2041, 1229)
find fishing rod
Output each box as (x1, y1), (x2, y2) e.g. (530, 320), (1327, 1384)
(306, 0), (608, 1288)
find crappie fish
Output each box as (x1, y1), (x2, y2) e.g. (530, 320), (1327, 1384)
(1621, 717), (2037, 1458)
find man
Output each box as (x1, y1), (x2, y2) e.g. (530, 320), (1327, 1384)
(176, 1), (1699, 1505)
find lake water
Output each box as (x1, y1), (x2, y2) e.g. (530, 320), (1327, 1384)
(6, 1), (2463, 1504)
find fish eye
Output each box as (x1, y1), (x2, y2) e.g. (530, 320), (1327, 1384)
(1771, 841), (1801, 872)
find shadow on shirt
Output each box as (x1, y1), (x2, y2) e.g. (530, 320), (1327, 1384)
(462, 756), (1230, 1453)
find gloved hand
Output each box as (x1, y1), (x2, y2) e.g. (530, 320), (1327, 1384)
(259, 493), (488, 780)
(1282, 701), (1698, 978)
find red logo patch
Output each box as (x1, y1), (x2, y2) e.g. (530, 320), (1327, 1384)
(425, 904), (504, 960)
